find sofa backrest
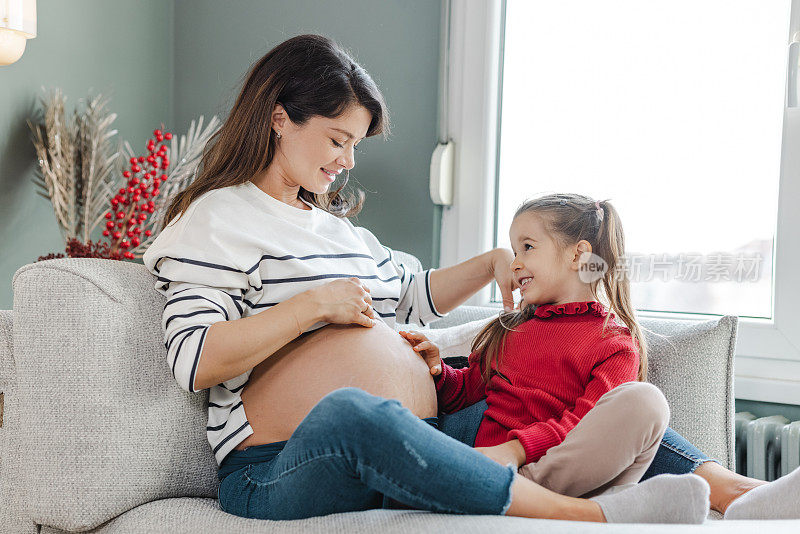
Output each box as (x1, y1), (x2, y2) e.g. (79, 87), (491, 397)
(8, 258), (218, 532)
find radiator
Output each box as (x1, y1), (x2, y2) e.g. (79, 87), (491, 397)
(735, 412), (800, 481)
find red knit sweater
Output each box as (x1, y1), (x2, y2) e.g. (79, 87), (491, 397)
(433, 301), (640, 464)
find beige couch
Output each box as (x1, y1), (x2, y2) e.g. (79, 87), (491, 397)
(2, 257), (797, 533)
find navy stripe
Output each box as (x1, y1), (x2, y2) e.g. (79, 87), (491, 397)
(166, 324), (206, 351)
(169, 286), (242, 301)
(172, 328), (205, 393)
(155, 256), (243, 276)
(189, 327), (209, 393)
(220, 381), (246, 394)
(171, 328), (198, 380)
(165, 309), (221, 331)
(399, 263), (406, 283)
(405, 304), (413, 324)
(244, 252), (377, 274)
(230, 294), (244, 316)
(169, 287), (242, 315)
(242, 297), (397, 311)
(243, 299), (280, 309)
(166, 295), (229, 321)
(425, 270), (443, 317)
(207, 401), (244, 430)
(375, 311), (397, 318)
(212, 421), (252, 454)
(376, 256), (391, 268)
(253, 273), (399, 291)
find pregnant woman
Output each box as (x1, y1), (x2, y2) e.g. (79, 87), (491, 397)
(142, 34), (796, 522)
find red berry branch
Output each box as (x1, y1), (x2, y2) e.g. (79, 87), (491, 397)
(36, 126), (174, 263)
(100, 127), (173, 259)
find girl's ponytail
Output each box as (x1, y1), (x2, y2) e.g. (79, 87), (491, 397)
(593, 200), (648, 381)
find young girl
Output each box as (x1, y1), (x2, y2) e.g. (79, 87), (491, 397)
(401, 193), (679, 501)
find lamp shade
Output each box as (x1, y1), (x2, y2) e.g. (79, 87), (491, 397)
(0, 0), (37, 65)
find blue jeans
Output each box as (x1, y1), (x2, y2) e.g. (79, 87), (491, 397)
(217, 388), (517, 520)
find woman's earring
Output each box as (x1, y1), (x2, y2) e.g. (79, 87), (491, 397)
(275, 130), (282, 139)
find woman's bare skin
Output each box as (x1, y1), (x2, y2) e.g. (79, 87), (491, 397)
(235, 320), (438, 449)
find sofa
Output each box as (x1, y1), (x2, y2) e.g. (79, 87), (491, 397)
(1, 255), (799, 533)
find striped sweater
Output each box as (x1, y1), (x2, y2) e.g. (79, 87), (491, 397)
(142, 180), (445, 466)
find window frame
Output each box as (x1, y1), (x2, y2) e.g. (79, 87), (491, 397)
(440, 0), (800, 404)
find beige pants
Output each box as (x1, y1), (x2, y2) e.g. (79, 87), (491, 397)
(517, 381), (670, 498)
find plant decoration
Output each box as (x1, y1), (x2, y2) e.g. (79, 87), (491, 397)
(28, 88), (220, 261)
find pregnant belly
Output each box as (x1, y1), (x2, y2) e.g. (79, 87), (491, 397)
(235, 320), (438, 449)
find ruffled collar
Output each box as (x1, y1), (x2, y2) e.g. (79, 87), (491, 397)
(533, 301), (610, 319)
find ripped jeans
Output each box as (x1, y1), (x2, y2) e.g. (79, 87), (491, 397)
(217, 387), (517, 520)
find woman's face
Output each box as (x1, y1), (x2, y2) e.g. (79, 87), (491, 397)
(272, 103), (372, 195)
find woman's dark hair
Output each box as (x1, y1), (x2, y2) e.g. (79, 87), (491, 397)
(162, 34), (390, 230)
(470, 193), (648, 383)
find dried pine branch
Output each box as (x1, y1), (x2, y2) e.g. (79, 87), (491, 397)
(28, 88), (120, 244)
(28, 88), (76, 242)
(77, 94), (120, 241)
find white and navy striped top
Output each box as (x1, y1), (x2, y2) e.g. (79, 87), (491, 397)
(142, 180), (446, 466)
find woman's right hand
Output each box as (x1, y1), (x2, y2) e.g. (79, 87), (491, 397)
(398, 330), (442, 376)
(308, 277), (376, 328)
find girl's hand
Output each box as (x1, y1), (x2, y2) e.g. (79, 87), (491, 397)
(307, 277), (376, 328)
(474, 440), (526, 468)
(489, 248), (517, 312)
(398, 330), (442, 376)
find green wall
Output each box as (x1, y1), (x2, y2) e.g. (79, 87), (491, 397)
(0, 0), (174, 309)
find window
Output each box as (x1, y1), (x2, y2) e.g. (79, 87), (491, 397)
(497, 0), (787, 319)
(441, 0), (800, 403)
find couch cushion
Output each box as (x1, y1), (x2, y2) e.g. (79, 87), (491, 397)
(424, 307), (737, 470)
(36, 497), (795, 534)
(10, 259), (218, 532)
(639, 315), (737, 470)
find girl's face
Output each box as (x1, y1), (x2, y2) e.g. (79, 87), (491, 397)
(272, 103), (371, 194)
(508, 211), (576, 306)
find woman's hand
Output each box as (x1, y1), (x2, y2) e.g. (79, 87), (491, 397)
(474, 439), (526, 468)
(307, 277), (376, 328)
(489, 248), (517, 312)
(398, 330), (442, 376)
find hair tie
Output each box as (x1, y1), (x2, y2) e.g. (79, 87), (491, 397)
(595, 200), (604, 222)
